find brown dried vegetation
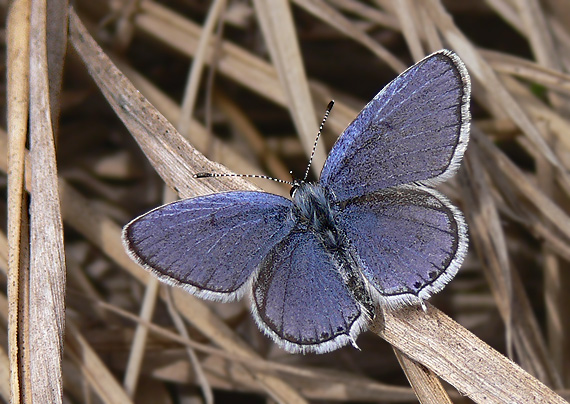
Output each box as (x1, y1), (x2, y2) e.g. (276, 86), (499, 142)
(3, 0), (570, 403)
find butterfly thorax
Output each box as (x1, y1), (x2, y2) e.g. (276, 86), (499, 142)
(291, 182), (342, 250)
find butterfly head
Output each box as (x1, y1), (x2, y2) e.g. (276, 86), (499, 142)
(291, 182), (340, 243)
(289, 178), (304, 198)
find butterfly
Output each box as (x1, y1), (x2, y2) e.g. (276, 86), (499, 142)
(123, 49), (470, 354)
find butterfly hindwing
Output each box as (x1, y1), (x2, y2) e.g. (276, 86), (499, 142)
(336, 185), (468, 306)
(251, 231), (367, 353)
(320, 50), (470, 201)
(123, 191), (295, 301)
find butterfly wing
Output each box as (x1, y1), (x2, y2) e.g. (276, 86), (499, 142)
(336, 185), (468, 306)
(251, 231), (367, 354)
(123, 191), (296, 301)
(320, 50), (470, 201)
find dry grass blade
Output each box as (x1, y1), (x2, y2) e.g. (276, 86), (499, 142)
(0, 345), (10, 402)
(374, 305), (567, 403)
(132, 1), (366, 138)
(28, 0), (67, 402)
(292, 0), (407, 73)
(114, 59), (286, 196)
(69, 9), (252, 199)
(164, 288), (214, 404)
(0, 279), (11, 402)
(483, 50), (570, 97)
(515, 3), (570, 384)
(6, 1), (30, 402)
(253, 0), (326, 175)
(177, 0), (226, 137)
(214, 92), (291, 181)
(95, 299), (417, 401)
(459, 137), (562, 387)
(424, 0), (562, 169)
(517, 0), (561, 71)
(45, 0), (68, 135)
(485, 0), (524, 33)
(473, 131), (570, 242)
(460, 144), (514, 355)
(65, 322), (134, 404)
(0, 270), (10, 399)
(122, 277), (160, 398)
(391, 0), (424, 61)
(329, 0), (401, 30)
(137, 1), (290, 104)
(393, 348), (452, 403)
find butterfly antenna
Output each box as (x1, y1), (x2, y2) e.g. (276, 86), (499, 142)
(194, 172), (294, 186)
(196, 101), (334, 186)
(302, 100), (334, 182)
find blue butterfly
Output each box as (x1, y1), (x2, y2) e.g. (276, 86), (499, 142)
(123, 49), (470, 354)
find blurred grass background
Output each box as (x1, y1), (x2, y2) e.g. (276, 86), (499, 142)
(3, 0), (570, 402)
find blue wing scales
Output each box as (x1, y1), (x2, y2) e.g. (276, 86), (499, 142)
(320, 50), (470, 201)
(336, 185), (468, 306)
(123, 191), (295, 301)
(251, 231), (367, 353)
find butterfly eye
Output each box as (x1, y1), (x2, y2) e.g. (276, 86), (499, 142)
(290, 185), (297, 198)
(290, 179), (304, 197)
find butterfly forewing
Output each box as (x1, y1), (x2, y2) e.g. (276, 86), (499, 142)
(336, 185), (468, 306)
(252, 231), (366, 354)
(320, 50), (470, 201)
(123, 191), (295, 301)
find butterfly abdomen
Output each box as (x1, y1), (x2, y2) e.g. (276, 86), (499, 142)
(291, 182), (376, 318)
